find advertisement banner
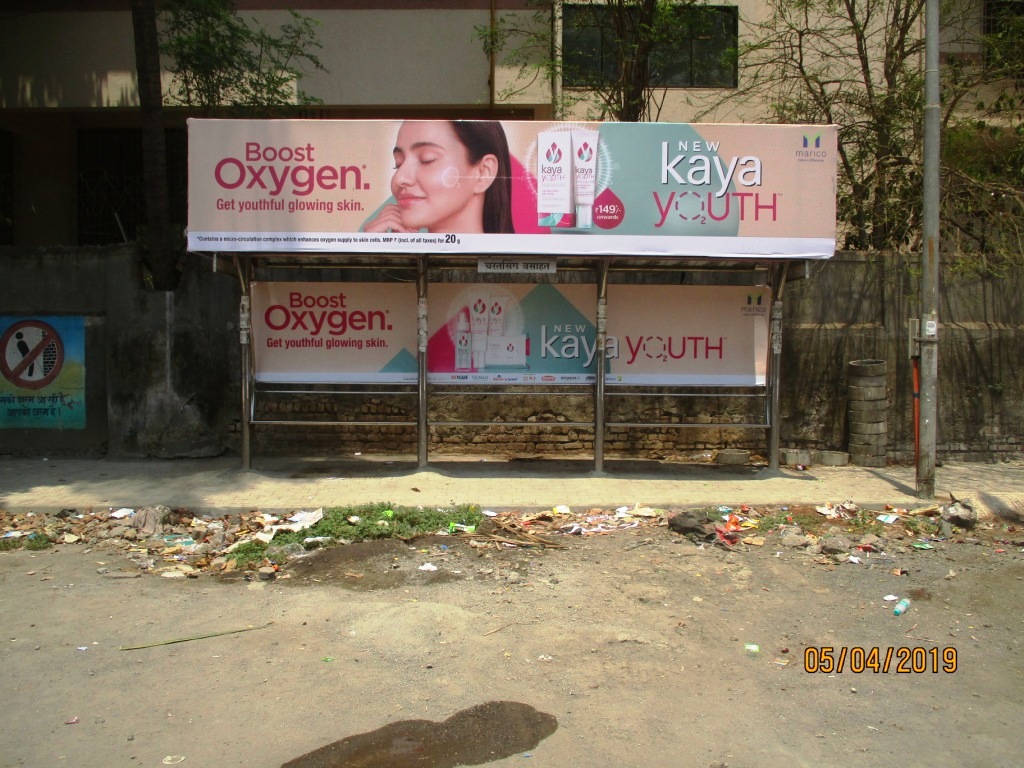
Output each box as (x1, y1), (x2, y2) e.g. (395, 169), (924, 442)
(427, 283), (597, 384)
(251, 282), (418, 383)
(0, 315), (86, 429)
(605, 285), (769, 385)
(188, 119), (837, 259)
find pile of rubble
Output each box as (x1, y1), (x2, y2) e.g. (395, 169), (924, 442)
(1, 494), (1008, 579)
(0, 505), (323, 577)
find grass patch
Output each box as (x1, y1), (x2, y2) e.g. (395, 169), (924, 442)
(753, 510), (791, 530)
(271, 502), (483, 548)
(227, 540), (268, 568)
(24, 533), (53, 550)
(0, 533), (52, 551)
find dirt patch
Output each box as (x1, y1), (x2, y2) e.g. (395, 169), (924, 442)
(1, 507), (1022, 768)
(278, 536), (470, 591)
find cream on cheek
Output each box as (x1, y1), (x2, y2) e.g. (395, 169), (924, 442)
(440, 165), (460, 188)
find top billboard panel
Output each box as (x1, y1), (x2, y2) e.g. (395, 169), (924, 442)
(187, 119), (837, 259)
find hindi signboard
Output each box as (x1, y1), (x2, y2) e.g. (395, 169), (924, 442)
(0, 316), (86, 429)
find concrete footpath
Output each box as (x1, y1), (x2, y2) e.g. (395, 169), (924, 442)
(2, 454), (1024, 517)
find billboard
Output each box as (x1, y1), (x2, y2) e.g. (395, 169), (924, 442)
(605, 285), (769, 385)
(250, 282), (768, 387)
(427, 283), (597, 384)
(252, 282), (418, 383)
(188, 119), (837, 259)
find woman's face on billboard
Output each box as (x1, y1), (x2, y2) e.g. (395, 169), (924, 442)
(390, 121), (494, 233)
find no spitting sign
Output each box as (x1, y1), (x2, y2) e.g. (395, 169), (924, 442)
(0, 319), (64, 390)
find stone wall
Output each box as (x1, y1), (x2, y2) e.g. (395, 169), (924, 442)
(0, 246), (240, 457)
(2, 247), (1021, 462)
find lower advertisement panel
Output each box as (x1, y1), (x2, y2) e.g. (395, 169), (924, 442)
(251, 282), (768, 386)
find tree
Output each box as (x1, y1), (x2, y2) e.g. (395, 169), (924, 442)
(160, 0), (326, 113)
(940, 2), (1024, 272)
(696, 0), (1024, 271)
(129, 0), (327, 290)
(479, 0), (731, 121)
(131, 0), (179, 291)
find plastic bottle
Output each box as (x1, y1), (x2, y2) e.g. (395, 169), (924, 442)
(893, 598), (911, 616)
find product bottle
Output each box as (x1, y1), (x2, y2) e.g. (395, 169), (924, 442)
(893, 598), (911, 616)
(455, 309), (472, 371)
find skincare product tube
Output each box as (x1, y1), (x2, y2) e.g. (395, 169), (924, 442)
(487, 296), (507, 337)
(537, 130), (574, 227)
(470, 295), (489, 368)
(455, 309), (472, 372)
(486, 334), (527, 367)
(571, 128), (599, 229)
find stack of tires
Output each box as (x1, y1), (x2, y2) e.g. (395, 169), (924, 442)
(847, 359), (887, 467)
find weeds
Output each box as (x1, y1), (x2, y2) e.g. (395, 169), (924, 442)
(227, 540), (268, 568)
(0, 534), (52, 551)
(271, 502), (482, 548)
(222, 503), (486, 567)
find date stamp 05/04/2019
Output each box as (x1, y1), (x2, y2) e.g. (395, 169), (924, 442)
(803, 646), (958, 674)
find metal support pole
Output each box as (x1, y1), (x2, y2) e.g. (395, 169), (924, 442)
(768, 297), (783, 470)
(239, 293), (252, 470)
(917, 0), (941, 499)
(594, 260), (609, 472)
(417, 256), (429, 468)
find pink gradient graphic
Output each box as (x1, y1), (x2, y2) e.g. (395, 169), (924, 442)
(427, 311), (460, 372)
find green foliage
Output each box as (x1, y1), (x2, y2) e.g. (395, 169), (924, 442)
(941, 123), (1024, 276)
(0, 533), (53, 551)
(698, 0), (1024, 274)
(226, 540), (268, 568)
(477, 0), (708, 121)
(24, 533), (53, 550)
(271, 503), (483, 547)
(700, 0), (928, 252)
(159, 0), (326, 112)
(753, 510), (790, 531)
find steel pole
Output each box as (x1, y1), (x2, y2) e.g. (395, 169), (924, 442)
(594, 260), (609, 472)
(918, 0), (941, 498)
(239, 294), (252, 470)
(417, 256), (429, 468)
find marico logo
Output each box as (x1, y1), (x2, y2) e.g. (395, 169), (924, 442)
(742, 293), (768, 315)
(472, 298), (487, 315)
(576, 141), (593, 163)
(546, 143), (563, 164)
(803, 134), (821, 149)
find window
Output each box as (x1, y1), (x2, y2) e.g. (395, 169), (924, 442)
(0, 130), (12, 245)
(562, 3), (738, 89)
(984, 0), (1024, 37)
(76, 129), (187, 246)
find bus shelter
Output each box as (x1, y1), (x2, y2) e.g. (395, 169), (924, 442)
(187, 119), (838, 470)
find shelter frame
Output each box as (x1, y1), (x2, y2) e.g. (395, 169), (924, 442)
(230, 253), (803, 471)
